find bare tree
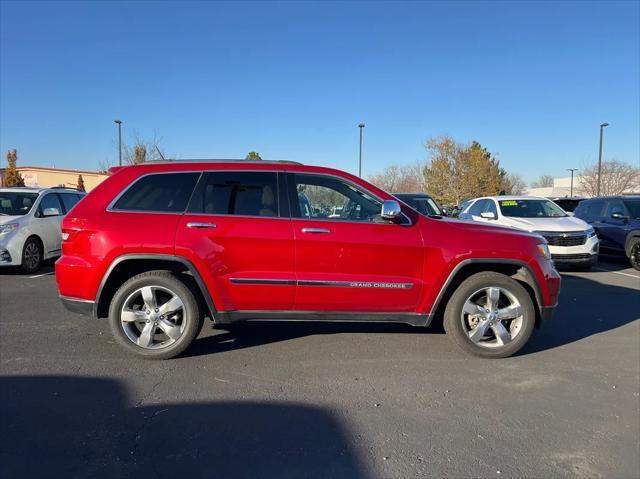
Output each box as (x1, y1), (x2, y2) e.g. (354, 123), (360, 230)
(501, 172), (527, 195)
(368, 163), (424, 193)
(577, 160), (640, 196)
(123, 130), (166, 165)
(530, 175), (554, 188)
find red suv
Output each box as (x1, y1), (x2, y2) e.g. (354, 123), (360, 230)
(56, 161), (560, 359)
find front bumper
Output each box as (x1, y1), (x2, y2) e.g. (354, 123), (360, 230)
(60, 295), (94, 317)
(0, 233), (24, 266)
(551, 253), (598, 265)
(549, 235), (599, 265)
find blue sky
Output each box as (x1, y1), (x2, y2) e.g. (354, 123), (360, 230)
(1, 1), (638, 182)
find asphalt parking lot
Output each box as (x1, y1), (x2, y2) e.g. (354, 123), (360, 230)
(1, 260), (639, 479)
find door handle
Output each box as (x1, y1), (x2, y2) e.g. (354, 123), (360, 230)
(301, 227), (331, 234)
(187, 222), (217, 229)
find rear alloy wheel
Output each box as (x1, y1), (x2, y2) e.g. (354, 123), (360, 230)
(108, 271), (202, 359)
(444, 272), (535, 358)
(21, 237), (43, 274)
(629, 239), (640, 272)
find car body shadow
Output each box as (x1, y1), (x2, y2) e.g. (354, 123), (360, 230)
(595, 255), (635, 272)
(0, 259), (55, 276)
(0, 375), (367, 479)
(186, 273), (638, 359)
(185, 320), (444, 359)
(521, 273), (640, 355)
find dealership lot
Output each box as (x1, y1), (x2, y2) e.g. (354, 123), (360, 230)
(1, 262), (638, 478)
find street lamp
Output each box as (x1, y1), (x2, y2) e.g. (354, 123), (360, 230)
(114, 119), (123, 166)
(567, 168), (578, 197)
(597, 122), (609, 196)
(358, 122), (365, 177)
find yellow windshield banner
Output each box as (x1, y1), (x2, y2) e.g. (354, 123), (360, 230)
(500, 200), (518, 206)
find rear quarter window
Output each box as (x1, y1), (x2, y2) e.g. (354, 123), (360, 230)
(112, 173), (200, 213)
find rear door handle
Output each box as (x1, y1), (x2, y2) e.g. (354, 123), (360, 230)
(187, 222), (217, 229)
(301, 227), (331, 234)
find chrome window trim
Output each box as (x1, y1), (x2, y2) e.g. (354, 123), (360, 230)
(105, 168), (412, 225)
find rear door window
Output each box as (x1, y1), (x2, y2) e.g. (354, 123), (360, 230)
(112, 173), (200, 213)
(188, 171), (280, 217)
(579, 200), (605, 220)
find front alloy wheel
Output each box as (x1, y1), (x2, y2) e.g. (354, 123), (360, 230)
(108, 271), (202, 359)
(461, 287), (524, 348)
(444, 272), (535, 358)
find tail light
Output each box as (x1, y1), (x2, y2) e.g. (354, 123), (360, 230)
(61, 217), (87, 242)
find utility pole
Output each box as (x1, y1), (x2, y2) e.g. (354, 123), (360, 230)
(114, 120), (123, 166)
(597, 122), (609, 196)
(358, 123), (365, 177)
(567, 168), (578, 197)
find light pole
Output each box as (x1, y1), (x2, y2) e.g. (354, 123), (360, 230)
(597, 122), (609, 196)
(358, 122), (365, 177)
(114, 119), (123, 166)
(567, 168), (578, 197)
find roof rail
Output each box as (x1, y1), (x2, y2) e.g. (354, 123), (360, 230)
(142, 159), (304, 165)
(50, 185), (82, 191)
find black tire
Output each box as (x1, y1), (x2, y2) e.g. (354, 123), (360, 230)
(108, 270), (203, 360)
(443, 271), (536, 358)
(20, 237), (43, 274)
(629, 239), (640, 272)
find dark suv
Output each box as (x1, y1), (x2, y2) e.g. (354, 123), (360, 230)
(574, 196), (640, 270)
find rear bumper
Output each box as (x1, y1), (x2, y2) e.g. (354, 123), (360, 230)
(60, 295), (94, 317)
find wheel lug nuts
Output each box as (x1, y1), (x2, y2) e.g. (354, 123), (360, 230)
(155, 308), (159, 313)
(160, 316), (164, 320)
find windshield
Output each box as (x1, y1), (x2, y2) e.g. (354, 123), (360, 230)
(0, 192), (39, 216)
(412, 198), (441, 215)
(624, 199), (640, 219)
(499, 199), (567, 218)
(396, 195), (442, 216)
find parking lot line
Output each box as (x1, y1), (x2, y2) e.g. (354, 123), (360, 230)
(593, 267), (640, 279)
(28, 272), (55, 279)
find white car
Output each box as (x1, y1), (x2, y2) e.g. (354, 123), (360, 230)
(0, 187), (85, 273)
(459, 195), (599, 270)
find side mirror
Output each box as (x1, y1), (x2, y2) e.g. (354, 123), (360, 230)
(480, 211), (497, 220)
(42, 207), (60, 217)
(381, 200), (402, 223)
(611, 212), (628, 220)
